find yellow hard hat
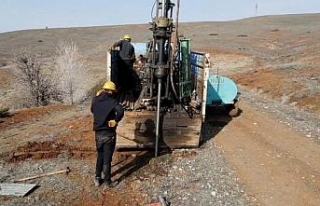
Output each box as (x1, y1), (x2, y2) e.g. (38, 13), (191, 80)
(123, 34), (131, 40)
(102, 81), (116, 91)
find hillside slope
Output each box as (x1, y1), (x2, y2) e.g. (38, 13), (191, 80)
(1, 13), (320, 112)
(0, 14), (320, 205)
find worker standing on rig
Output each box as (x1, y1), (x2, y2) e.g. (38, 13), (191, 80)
(91, 81), (124, 189)
(111, 34), (136, 92)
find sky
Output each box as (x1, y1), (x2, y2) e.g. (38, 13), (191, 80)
(1, 0), (320, 33)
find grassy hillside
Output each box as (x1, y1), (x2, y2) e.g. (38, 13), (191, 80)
(0, 13), (319, 111)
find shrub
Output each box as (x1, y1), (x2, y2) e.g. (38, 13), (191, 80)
(12, 49), (61, 107)
(0, 60), (7, 67)
(0, 107), (9, 117)
(54, 40), (89, 105)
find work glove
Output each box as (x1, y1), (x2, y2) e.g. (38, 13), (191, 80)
(108, 120), (117, 128)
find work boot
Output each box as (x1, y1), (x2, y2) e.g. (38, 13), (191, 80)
(94, 177), (101, 187)
(102, 180), (118, 190)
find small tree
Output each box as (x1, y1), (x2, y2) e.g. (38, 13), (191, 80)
(12, 49), (61, 107)
(55, 40), (88, 104)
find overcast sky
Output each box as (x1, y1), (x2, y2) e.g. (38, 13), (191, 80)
(1, 0), (320, 33)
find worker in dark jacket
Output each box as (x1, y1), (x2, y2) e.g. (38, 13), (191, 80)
(112, 35), (136, 91)
(91, 81), (124, 189)
(112, 34), (135, 67)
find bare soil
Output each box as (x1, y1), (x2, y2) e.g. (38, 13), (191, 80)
(1, 13), (320, 205)
(214, 97), (320, 206)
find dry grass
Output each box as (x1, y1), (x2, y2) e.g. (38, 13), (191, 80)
(0, 13), (320, 112)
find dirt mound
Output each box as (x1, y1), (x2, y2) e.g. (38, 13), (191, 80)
(0, 104), (72, 129)
(231, 67), (320, 113)
(2, 141), (96, 163)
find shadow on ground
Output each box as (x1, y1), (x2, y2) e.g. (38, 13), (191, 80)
(200, 107), (243, 146)
(111, 149), (169, 184)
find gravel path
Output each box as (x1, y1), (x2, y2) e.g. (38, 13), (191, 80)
(239, 86), (320, 142)
(127, 86), (320, 206)
(159, 146), (251, 206)
(122, 119), (255, 205)
(122, 145), (253, 206)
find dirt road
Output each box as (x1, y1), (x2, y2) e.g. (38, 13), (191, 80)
(214, 97), (320, 206)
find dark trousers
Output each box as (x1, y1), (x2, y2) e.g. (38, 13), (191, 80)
(95, 133), (116, 182)
(122, 60), (134, 90)
(123, 59), (134, 70)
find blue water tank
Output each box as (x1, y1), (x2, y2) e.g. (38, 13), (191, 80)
(206, 75), (238, 105)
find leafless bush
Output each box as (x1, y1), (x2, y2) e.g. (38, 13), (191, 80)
(237, 34), (248, 37)
(0, 60), (7, 67)
(12, 49), (61, 107)
(0, 107), (9, 117)
(55, 40), (88, 104)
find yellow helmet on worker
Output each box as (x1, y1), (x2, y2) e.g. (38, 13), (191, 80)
(123, 34), (131, 40)
(102, 81), (117, 92)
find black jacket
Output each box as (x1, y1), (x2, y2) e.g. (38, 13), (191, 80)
(113, 39), (135, 61)
(91, 92), (124, 136)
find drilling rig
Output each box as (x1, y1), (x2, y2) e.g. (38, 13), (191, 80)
(107, 0), (239, 156)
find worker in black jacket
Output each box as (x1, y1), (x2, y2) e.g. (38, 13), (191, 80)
(112, 34), (136, 91)
(91, 81), (124, 189)
(112, 34), (135, 67)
